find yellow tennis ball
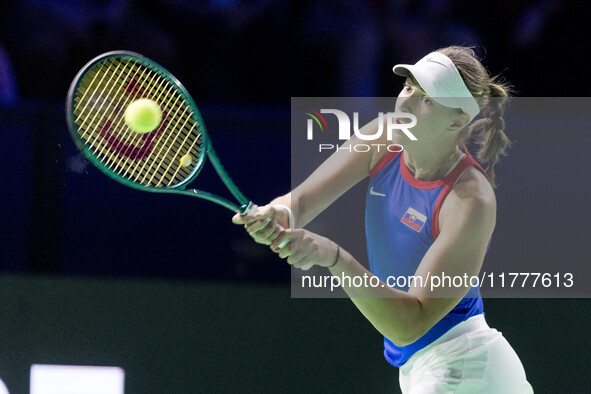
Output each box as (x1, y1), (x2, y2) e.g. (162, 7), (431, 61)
(180, 154), (192, 167)
(124, 99), (162, 133)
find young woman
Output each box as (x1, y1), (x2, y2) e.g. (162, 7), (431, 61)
(233, 46), (533, 393)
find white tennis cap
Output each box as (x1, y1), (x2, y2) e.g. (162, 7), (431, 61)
(393, 52), (480, 120)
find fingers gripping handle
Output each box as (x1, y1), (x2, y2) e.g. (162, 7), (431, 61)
(272, 204), (292, 249)
(272, 204), (295, 235)
(242, 203), (313, 271)
(241, 202), (274, 227)
(272, 205), (313, 271)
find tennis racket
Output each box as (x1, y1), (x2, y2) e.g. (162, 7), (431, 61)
(66, 50), (257, 215)
(66, 51), (312, 270)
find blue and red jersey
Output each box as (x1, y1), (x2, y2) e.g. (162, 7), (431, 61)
(365, 148), (488, 367)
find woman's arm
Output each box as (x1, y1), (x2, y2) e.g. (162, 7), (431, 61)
(233, 116), (390, 237)
(270, 169), (496, 346)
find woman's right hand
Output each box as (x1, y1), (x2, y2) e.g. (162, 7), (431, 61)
(232, 204), (291, 245)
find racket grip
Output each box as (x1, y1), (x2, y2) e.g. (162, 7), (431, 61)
(241, 201), (258, 216)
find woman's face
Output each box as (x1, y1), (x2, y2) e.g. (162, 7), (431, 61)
(394, 77), (465, 145)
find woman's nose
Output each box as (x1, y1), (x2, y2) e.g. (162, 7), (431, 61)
(397, 95), (413, 113)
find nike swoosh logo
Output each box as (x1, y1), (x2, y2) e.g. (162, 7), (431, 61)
(426, 57), (448, 68)
(370, 187), (386, 197)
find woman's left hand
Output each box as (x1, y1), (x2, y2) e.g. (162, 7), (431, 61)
(269, 228), (338, 270)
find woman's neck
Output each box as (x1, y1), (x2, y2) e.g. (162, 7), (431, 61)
(402, 143), (463, 181)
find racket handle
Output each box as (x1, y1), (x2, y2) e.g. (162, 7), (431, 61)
(240, 201), (258, 215)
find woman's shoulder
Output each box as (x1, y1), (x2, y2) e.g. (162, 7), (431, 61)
(449, 165), (496, 210)
(438, 165), (497, 236)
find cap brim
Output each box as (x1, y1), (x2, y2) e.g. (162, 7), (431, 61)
(393, 64), (412, 77)
(393, 64), (436, 97)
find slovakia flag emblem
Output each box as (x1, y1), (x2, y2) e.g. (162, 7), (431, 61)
(401, 207), (427, 232)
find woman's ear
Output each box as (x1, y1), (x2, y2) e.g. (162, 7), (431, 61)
(449, 112), (471, 132)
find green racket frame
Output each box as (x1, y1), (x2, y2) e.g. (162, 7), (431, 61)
(66, 51), (255, 215)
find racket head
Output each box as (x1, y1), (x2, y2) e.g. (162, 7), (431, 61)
(66, 51), (210, 192)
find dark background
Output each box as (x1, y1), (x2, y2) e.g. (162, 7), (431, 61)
(1, 1), (590, 393)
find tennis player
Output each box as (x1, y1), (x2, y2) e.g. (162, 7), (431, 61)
(233, 46), (533, 393)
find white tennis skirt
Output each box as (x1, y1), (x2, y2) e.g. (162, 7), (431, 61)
(399, 314), (534, 393)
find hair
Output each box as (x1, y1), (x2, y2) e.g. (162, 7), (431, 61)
(436, 46), (512, 188)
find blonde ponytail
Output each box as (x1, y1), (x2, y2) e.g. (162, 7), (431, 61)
(437, 46), (513, 187)
(468, 79), (512, 186)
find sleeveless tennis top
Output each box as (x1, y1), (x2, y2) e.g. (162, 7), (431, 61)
(365, 147), (488, 367)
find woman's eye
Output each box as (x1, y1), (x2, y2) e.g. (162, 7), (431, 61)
(422, 97), (432, 104)
(403, 84), (411, 92)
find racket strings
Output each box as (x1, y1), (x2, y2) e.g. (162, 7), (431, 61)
(72, 56), (204, 187)
(108, 67), (170, 172)
(89, 61), (149, 164)
(75, 58), (158, 168)
(77, 59), (138, 143)
(159, 115), (202, 186)
(84, 60), (178, 174)
(139, 87), (198, 186)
